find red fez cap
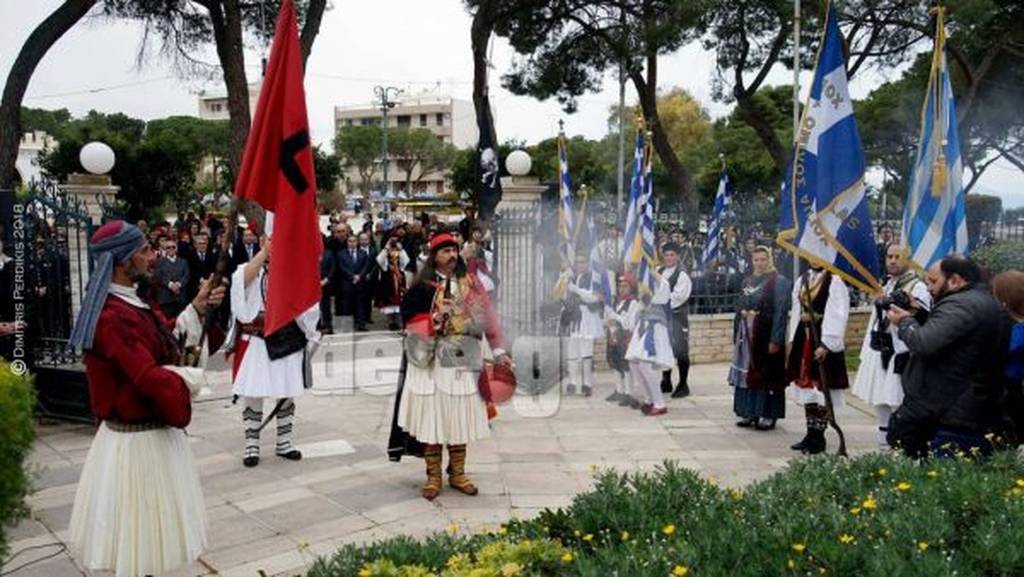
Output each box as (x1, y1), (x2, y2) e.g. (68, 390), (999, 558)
(429, 232), (458, 253)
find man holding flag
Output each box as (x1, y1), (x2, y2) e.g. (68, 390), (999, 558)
(776, 2), (880, 455)
(229, 0), (322, 468)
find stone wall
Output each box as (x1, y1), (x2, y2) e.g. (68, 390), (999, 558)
(688, 307), (872, 365)
(584, 307), (871, 368)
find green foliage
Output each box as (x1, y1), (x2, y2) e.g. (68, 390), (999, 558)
(387, 128), (456, 192)
(528, 135), (615, 194)
(335, 125), (383, 194)
(19, 107), (72, 138)
(311, 454), (1024, 577)
(972, 242), (1024, 276)
(0, 362), (36, 561)
(36, 110), (230, 220)
(312, 144), (342, 193)
(966, 194), (1004, 223)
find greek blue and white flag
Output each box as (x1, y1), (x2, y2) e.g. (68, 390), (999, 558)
(622, 130), (646, 267)
(586, 210), (614, 305)
(636, 147), (657, 296)
(777, 3), (880, 293)
(701, 170), (731, 271)
(902, 7), (967, 270)
(557, 132), (575, 266)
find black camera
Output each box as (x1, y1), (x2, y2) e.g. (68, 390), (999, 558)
(878, 289), (913, 311)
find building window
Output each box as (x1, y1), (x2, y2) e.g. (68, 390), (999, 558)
(345, 119), (353, 126)
(436, 113), (444, 126)
(397, 115), (411, 127)
(419, 114), (427, 127)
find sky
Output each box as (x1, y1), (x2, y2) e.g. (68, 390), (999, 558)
(2, 0), (1020, 208)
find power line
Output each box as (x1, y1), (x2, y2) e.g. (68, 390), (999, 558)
(23, 76), (175, 101)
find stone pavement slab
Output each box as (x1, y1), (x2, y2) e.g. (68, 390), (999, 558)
(10, 362), (880, 576)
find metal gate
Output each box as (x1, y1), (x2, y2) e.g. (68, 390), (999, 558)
(491, 203), (559, 337)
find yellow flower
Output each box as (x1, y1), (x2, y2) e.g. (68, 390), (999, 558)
(787, 558), (796, 569)
(498, 525), (508, 535)
(849, 507), (862, 515)
(918, 541), (929, 551)
(792, 543), (806, 554)
(862, 496), (878, 510)
(446, 523), (459, 534)
(672, 565), (689, 576)
(877, 468), (888, 477)
(621, 530), (630, 542)
(730, 488), (744, 500)
(1016, 478), (1024, 488)
(896, 481), (912, 492)
(839, 533), (855, 545)
(582, 533), (594, 542)
(574, 529), (582, 537)
(501, 562), (522, 576)
(358, 568), (373, 577)
(663, 524), (676, 536)
(561, 552), (574, 563)
(927, 470), (939, 478)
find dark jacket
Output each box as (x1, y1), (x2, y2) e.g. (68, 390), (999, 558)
(890, 283), (1011, 448)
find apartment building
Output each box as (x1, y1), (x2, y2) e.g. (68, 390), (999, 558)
(333, 94), (476, 196)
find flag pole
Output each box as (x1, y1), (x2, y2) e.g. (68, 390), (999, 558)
(792, 0), (801, 286)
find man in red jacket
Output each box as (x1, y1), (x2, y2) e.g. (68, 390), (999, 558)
(67, 220), (224, 577)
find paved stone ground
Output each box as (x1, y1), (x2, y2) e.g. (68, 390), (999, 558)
(8, 361), (882, 577)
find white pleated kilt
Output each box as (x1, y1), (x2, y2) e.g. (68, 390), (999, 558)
(232, 335), (306, 398)
(69, 423), (207, 577)
(624, 324), (674, 371)
(852, 349), (904, 407)
(397, 361), (490, 446)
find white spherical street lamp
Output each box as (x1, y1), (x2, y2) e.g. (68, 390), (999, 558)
(505, 149), (532, 177)
(80, 141), (116, 175)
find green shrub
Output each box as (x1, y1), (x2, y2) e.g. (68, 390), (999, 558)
(973, 241), (1024, 276)
(0, 362), (36, 560)
(310, 454), (1024, 577)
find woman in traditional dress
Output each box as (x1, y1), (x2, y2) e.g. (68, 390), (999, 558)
(729, 246), (792, 430)
(376, 232), (410, 331)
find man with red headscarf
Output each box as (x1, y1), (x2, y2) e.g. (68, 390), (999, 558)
(389, 232), (511, 500)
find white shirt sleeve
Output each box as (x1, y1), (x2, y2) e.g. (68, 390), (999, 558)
(669, 271), (692, 310)
(230, 267), (261, 324)
(820, 275), (849, 352)
(569, 276), (601, 304)
(622, 300), (641, 332)
(376, 248), (389, 270)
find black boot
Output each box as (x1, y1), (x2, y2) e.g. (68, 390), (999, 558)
(670, 382), (690, 399)
(802, 428), (827, 455)
(660, 370), (673, 393)
(790, 428), (812, 451)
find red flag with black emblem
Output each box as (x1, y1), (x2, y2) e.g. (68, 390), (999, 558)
(233, 0), (322, 336)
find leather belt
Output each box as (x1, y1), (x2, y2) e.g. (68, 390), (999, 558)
(105, 420), (166, 433)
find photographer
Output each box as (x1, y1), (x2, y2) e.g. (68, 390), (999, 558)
(853, 244), (931, 447)
(886, 255), (1011, 458)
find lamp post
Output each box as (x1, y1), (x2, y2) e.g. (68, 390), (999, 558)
(373, 85), (402, 195)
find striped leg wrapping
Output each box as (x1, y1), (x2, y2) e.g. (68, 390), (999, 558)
(243, 402), (262, 460)
(275, 399), (296, 455)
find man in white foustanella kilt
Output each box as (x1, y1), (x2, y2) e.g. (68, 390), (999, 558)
(391, 232), (511, 500)
(559, 252), (606, 397)
(853, 244), (931, 446)
(625, 271), (675, 416)
(67, 220), (225, 577)
(230, 225), (320, 467)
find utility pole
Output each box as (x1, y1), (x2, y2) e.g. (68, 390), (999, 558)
(374, 85), (402, 195)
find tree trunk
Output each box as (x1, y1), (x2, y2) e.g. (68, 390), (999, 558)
(628, 52), (695, 211)
(471, 1), (500, 221)
(207, 0), (250, 179)
(734, 90), (788, 178)
(0, 0), (96, 188)
(299, 0), (328, 70)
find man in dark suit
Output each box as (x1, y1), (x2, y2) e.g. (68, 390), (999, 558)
(186, 232), (219, 301)
(336, 234), (372, 331)
(155, 237), (190, 318)
(230, 224), (259, 273)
